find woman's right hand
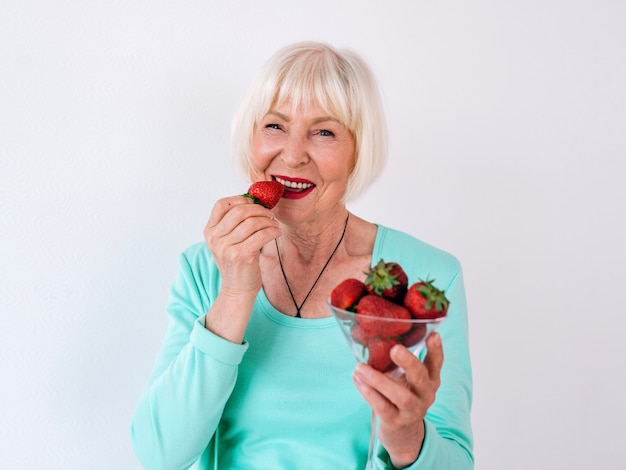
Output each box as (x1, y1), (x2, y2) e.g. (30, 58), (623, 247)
(201, 195), (281, 343)
(204, 195), (281, 298)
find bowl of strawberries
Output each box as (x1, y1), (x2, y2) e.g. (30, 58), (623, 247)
(328, 260), (449, 374)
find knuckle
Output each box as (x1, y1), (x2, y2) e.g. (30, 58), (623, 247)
(423, 388), (436, 405)
(407, 371), (425, 389)
(397, 393), (415, 410)
(378, 401), (397, 420)
(213, 197), (233, 213)
(203, 229), (218, 247)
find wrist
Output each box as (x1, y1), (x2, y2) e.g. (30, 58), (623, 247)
(387, 421), (424, 469)
(389, 452), (419, 470)
(203, 291), (257, 344)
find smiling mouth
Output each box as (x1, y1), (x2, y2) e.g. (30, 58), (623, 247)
(274, 176), (315, 192)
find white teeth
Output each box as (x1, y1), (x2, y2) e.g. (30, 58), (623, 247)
(275, 177), (313, 190)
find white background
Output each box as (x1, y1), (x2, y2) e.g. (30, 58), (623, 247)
(2, 1), (625, 469)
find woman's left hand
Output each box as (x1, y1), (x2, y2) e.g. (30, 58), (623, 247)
(352, 332), (444, 468)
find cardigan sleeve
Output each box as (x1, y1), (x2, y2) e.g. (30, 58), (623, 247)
(130, 251), (248, 470)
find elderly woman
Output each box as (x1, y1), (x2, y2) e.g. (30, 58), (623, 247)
(131, 42), (473, 469)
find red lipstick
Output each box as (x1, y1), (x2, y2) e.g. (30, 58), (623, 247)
(273, 175), (316, 200)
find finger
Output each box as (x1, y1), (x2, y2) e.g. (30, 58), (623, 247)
(390, 345), (427, 392)
(229, 223), (282, 253)
(352, 365), (398, 418)
(353, 362), (423, 419)
(219, 214), (280, 247)
(422, 333), (444, 383)
(205, 195), (258, 231)
(205, 197), (273, 238)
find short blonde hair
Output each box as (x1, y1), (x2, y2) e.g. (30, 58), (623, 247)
(231, 41), (387, 202)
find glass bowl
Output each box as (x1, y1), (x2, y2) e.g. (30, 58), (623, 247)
(328, 300), (446, 374)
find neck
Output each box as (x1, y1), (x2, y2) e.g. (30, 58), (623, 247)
(278, 207), (350, 262)
(274, 212), (350, 318)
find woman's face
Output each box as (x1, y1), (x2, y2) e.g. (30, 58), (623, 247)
(249, 100), (355, 222)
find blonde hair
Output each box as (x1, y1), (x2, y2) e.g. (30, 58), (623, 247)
(231, 41), (387, 202)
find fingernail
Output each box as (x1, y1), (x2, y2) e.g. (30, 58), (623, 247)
(355, 363), (369, 379)
(391, 344), (407, 360)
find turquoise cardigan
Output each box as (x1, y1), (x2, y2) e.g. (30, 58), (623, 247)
(130, 225), (474, 469)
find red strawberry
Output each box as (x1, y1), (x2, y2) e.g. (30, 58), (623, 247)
(399, 324), (427, 348)
(403, 279), (449, 319)
(330, 278), (366, 311)
(367, 338), (399, 372)
(364, 259), (408, 301)
(244, 181), (284, 209)
(350, 324), (371, 346)
(356, 295), (412, 337)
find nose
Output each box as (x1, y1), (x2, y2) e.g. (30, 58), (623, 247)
(281, 133), (310, 168)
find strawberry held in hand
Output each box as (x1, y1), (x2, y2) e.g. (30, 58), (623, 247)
(403, 279), (449, 319)
(243, 181), (284, 209)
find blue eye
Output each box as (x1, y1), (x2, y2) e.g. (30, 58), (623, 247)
(265, 123), (282, 130)
(319, 129), (334, 137)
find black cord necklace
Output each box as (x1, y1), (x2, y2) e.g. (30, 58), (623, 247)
(275, 214), (349, 318)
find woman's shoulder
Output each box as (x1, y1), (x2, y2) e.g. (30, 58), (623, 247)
(181, 240), (212, 260)
(375, 225), (461, 277)
(177, 241), (219, 276)
(172, 242), (222, 301)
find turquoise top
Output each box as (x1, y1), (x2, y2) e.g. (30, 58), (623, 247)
(130, 225), (474, 469)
